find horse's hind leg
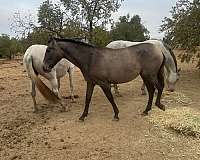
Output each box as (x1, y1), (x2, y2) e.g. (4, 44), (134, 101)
(155, 71), (165, 111)
(79, 82), (95, 121)
(50, 78), (60, 98)
(140, 76), (155, 115)
(100, 84), (119, 121)
(57, 78), (60, 91)
(113, 84), (121, 97)
(141, 82), (147, 95)
(50, 78), (68, 111)
(68, 68), (75, 102)
(31, 80), (38, 112)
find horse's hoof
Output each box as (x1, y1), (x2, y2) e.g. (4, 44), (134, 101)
(159, 105), (165, 111)
(33, 108), (39, 113)
(141, 92), (147, 96)
(74, 95), (79, 99)
(156, 103), (165, 111)
(115, 94), (122, 97)
(141, 111), (148, 116)
(60, 108), (66, 112)
(71, 100), (76, 103)
(78, 117), (84, 122)
(33, 110), (39, 113)
(79, 117), (85, 122)
(112, 116), (119, 121)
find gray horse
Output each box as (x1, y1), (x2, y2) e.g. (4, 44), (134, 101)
(23, 44), (75, 112)
(43, 38), (165, 121)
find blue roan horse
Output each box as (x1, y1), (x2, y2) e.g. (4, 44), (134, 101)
(106, 40), (180, 96)
(43, 38), (166, 121)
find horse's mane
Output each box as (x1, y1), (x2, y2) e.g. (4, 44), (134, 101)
(51, 38), (95, 48)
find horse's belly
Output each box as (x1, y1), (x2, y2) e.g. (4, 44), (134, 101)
(109, 69), (140, 84)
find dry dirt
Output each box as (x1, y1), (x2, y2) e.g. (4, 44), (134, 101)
(0, 55), (200, 160)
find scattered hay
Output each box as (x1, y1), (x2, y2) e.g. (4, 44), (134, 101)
(162, 91), (193, 106)
(149, 107), (200, 138)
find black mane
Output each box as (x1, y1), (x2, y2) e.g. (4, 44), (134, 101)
(52, 38), (95, 48)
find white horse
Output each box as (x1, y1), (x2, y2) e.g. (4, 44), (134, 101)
(23, 44), (75, 112)
(106, 39), (180, 96)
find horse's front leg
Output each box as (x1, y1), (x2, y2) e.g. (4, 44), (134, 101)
(50, 77), (67, 111)
(100, 84), (119, 121)
(68, 67), (75, 102)
(50, 78), (60, 98)
(79, 82), (95, 121)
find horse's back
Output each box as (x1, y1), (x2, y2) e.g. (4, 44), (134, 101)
(55, 58), (74, 78)
(23, 45), (74, 79)
(91, 43), (163, 84)
(24, 45), (48, 73)
(106, 40), (136, 49)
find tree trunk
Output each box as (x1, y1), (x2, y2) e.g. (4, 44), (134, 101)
(89, 21), (93, 42)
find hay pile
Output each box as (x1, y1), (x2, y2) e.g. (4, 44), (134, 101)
(149, 107), (200, 138)
(162, 91), (193, 106)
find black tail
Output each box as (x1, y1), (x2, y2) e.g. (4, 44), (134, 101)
(154, 53), (165, 90)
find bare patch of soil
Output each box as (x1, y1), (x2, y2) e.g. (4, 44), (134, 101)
(0, 55), (200, 160)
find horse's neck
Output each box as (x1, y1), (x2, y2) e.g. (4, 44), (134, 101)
(60, 42), (92, 71)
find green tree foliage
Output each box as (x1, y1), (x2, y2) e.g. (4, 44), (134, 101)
(92, 27), (111, 47)
(62, 21), (86, 38)
(10, 11), (36, 39)
(60, 0), (124, 41)
(160, 0), (200, 67)
(38, 0), (66, 37)
(20, 28), (52, 51)
(110, 14), (150, 41)
(0, 34), (22, 59)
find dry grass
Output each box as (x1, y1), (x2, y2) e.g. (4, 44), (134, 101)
(162, 91), (193, 106)
(149, 91), (200, 138)
(149, 107), (200, 138)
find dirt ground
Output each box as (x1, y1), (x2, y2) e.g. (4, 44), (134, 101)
(0, 54), (200, 160)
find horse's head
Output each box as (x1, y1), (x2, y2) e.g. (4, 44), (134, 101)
(43, 38), (64, 73)
(166, 68), (181, 92)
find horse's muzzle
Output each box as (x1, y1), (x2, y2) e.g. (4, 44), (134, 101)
(43, 64), (52, 73)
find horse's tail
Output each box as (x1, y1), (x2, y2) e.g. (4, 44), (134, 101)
(149, 50), (166, 90)
(153, 52), (166, 89)
(24, 54), (60, 104)
(159, 52), (166, 76)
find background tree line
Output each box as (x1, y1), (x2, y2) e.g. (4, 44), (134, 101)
(0, 0), (199, 69)
(0, 0), (149, 58)
(160, 0), (200, 68)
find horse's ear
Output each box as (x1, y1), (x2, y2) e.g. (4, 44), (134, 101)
(48, 36), (57, 46)
(48, 35), (54, 44)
